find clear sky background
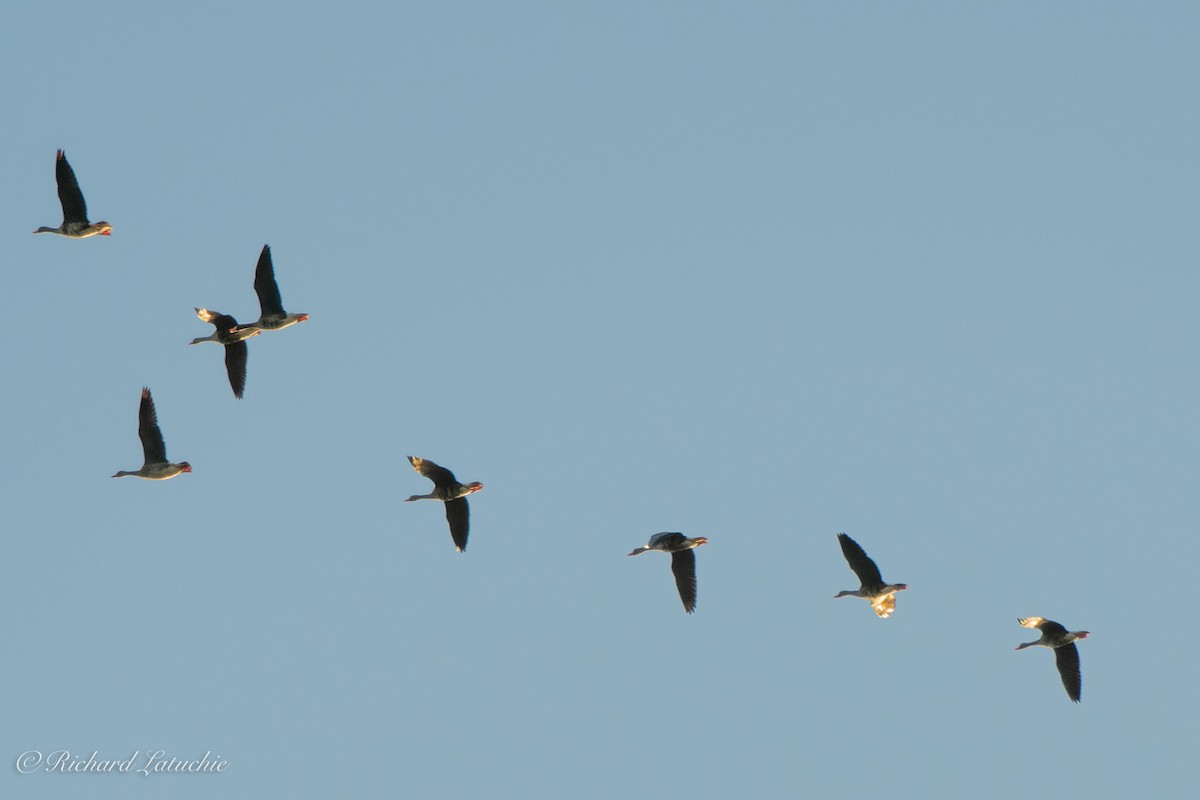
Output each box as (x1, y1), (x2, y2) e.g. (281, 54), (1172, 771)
(3, 2), (1197, 797)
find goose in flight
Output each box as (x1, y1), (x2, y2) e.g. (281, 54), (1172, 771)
(405, 456), (483, 552)
(1015, 616), (1089, 703)
(190, 307), (260, 398)
(247, 245), (309, 331)
(628, 532), (709, 614)
(112, 388), (191, 480)
(34, 150), (112, 238)
(834, 532), (908, 618)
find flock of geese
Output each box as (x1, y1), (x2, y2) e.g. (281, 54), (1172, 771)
(35, 149), (1092, 705)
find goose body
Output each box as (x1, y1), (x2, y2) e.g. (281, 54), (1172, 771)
(247, 244), (309, 331)
(628, 532), (709, 614)
(405, 456), (483, 552)
(112, 388), (191, 480)
(1015, 616), (1089, 703)
(834, 532), (908, 618)
(34, 150), (112, 238)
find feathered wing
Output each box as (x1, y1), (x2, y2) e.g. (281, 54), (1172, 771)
(410, 456), (459, 490)
(199, 309), (240, 334)
(650, 532), (686, 550)
(1054, 643), (1082, 703)
(253, 244), (285, 318)
(137, 388), (167, 465)
(223, 340), (249, 398)
(838, 533), (884, 589)
(443, 497), (470, 552)
(670, 549), (699, 613)
(1037, 619), (1069, 638)
(870, 593), (897, 619)
(55, 150), (89, 225)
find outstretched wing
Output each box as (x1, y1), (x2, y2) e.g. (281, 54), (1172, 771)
(409, 456), (459, 489)
(196, 307), (240, 334)
(1019, 617), (1069, 638)
(137, 387), (167, 465)
(838, 533), (884, 590)
(1054, 642), (1082, 703)
(670, 549), (699, 614)
(444, 497), (470, 552)
(253, 244), (285, 318)
(870, 593), (897, 619)
(55, 150), (89, 225)
(213, 313), (240, 333)
(223, 340), (249, 398)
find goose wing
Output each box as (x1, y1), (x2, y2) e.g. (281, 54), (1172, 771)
(837, 533), (884, 590)
(223, 340), (249, 398)
(252, 244), (285, 318)
(55, 150), (90, 225)
(1038, 619), (1069, 639)
(670, 548), (699, 613)
(409, 456), (459, 490)
(870, 594), (897, 619)
(650, 532), (687, 550)
(195, 307), (240, 335)
(1019, 617), (1069, 638)
(137, 388), (168, 465)
(211, 312), (240, 336)
(443, 497), (470, 552)
(1054, 642), (1082, 703)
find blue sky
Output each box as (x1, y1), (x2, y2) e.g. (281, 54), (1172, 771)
(3, 2), (1198, 797)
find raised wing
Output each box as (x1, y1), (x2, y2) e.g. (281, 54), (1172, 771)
(55, 150), (89, 225)
(838, 533), (884, 590)
(1019, 617), (1069, 638)
(196, 307), (240, 335)
(137, 387), (167, 465)
(410, 456), (459, 489)
(253, 244), (285, 318)
(649, 532), (686, 550)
